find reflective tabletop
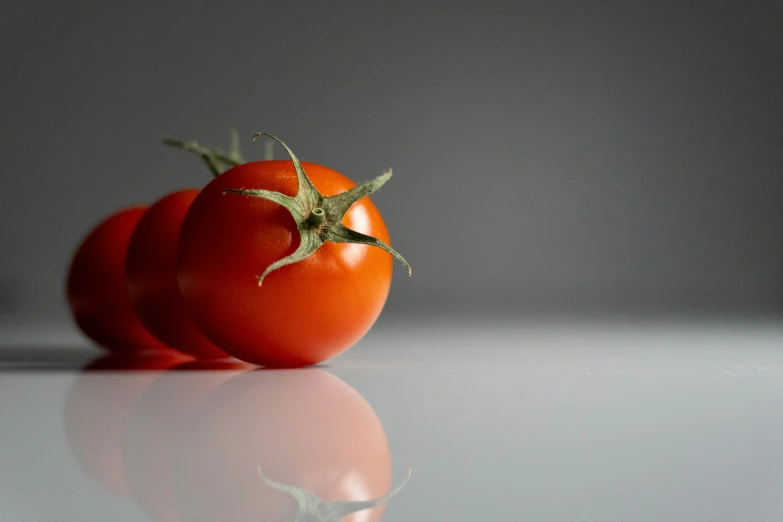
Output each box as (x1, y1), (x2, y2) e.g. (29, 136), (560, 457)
(3, 318), (783, 521)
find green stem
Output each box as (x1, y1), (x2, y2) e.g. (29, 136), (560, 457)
(263, 138), (274, 161)
(306, 208), (326, 229)
(228, 129), (245, 164)
(223, 131), (412, 286)
(162, 137), (242, 177)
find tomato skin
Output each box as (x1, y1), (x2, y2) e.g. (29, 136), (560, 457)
(67, 207), (173, 352)
(126, 190), (230, 359)
(63, 351), (191, 497)
(174, 369), (393, 522)
(176, 161), (394, 367)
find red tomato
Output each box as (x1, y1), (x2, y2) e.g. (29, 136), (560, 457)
(126, 190), (229, 359)
(63, 351), (191, 497)
(123, 359), (253, 522)
(67, 207), (173, 352)
(176, 161), (394, 367)
(174, 369), (395, 522)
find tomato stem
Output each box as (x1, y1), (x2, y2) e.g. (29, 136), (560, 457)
(162, 131), (245, 176)
(262, 138), (274, 161)
(305, 208), (326, 229)
(227, 129), (245, 164)
(223, 132), (411, 286)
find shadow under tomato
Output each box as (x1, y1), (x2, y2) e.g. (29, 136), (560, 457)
(0, 346), (98, 372)
(169, 358), (257, 371)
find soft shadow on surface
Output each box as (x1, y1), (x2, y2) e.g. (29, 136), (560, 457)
(0, 346), (99, 372)
(170, 359), (257, 371)
(0, 348), (191, 372)
(248, 363), (332, 371)
(0, 345), (333, 373)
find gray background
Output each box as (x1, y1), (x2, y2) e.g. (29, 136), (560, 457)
(2, 0), (782, 326)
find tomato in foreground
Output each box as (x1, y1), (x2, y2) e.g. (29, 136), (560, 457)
(176, 134), (409, 367)
(66, 207), (173, 352)
(125, 189), (229, 359)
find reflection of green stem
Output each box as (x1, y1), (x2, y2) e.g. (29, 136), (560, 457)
(257, 465), (412, 521)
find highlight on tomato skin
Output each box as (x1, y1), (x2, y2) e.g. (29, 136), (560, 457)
(63, 351), (192, 497)
(123, 358), (254, 522)
(171, 369), (405, 522)
(125, 189), (230, 360)
(66, 206), (177, 353)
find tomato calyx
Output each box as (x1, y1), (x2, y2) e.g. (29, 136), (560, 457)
(223, 132), (412, 287)
(162, 129), (254, 176)
(256, 465), (411, 520)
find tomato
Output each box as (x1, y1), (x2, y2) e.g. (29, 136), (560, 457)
(123, 359), (253, 522)
(125, 190), (229, 359)
(176, 160), (395, 367)
(173, 369), (402, 521)
(67, 207), (173, 352)
(63, 351), (191, 497)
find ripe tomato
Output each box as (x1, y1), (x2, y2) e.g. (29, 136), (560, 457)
(123, 359), (253, 522)
(63, 351), (191, 497)
(125, 190), (229, 359)
(67, 207), (173, 352)
(176, 160), (395, 367)
(174, 369), (400, 522)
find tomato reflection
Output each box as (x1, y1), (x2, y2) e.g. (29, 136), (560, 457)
(66, 359), (408, 521)
(172, 369), (400, 522)
(123, 358), (254, 521)
(63, 351), (192, 497)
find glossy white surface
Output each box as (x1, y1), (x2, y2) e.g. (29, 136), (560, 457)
(3, 318), (783, 521)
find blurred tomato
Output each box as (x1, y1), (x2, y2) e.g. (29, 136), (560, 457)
(125, 190), (229, 359)
(63, 351), (191, 496)
(67, 207), (174, 352)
